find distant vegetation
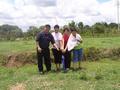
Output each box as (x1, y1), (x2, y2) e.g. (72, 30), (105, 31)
(0, 21), (120, 41)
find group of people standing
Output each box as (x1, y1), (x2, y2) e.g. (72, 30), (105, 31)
(36, 24), (83, 74)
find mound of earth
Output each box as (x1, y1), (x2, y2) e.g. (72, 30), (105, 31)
(5, 52), (37, 68)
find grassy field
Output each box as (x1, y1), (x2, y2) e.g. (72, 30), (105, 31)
(0, 37), (120, 55)
(0, 59), (120, 90)
(0, 37), (120, 90)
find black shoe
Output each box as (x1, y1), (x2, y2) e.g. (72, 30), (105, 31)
(62, 68), (69, 73)
(63, 69), (68, 73)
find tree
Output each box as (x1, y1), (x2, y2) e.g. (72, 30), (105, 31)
(78, 22), (84, 33)
(0, 24), (23, 40)
(92, 22), (106, 34)
(26, 26), (39, 39)
(68, 20), (76, 29)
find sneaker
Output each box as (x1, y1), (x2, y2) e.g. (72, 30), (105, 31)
(66, 68), (70, 71)
(39, 71), (44, 75)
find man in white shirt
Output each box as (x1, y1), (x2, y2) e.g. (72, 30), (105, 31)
(52, 25), (63, 71)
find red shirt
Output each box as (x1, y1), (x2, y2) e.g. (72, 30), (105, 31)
(63, 34), (69, 47)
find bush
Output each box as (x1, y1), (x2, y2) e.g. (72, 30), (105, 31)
(0, 54), (7, 65)
(83, 47), (120, 61)
(84, 47), (101, 61)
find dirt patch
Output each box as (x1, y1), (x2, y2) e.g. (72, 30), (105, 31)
(6, 55), (23, 68)
(2, 48), (120, 67)
(4, 52), (37, 68)
(10, 83), (26, 90)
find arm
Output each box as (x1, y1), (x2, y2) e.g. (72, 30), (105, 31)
(53, 43), (59, 51)
(60, 39), (64, 50)
(62, 38), (68, 53)
(77, 39), (83, 43)
(36, 33), (42, 52)
(80, 39), (83, 43)
(36, 41), (42, 52)
(64, 45), (68, 51)
(79, 35), (83, 43)
(59, 33), (64, 50)
(50, 34), (59, 50)
(77, 34), (83, 43)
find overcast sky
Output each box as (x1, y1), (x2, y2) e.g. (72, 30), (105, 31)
(0, 0), (119, 31)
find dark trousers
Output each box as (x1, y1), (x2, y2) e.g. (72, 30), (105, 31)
(52, 48), (62, 64)
(63, 50), (71, 69)
(37, 48), (51, 72)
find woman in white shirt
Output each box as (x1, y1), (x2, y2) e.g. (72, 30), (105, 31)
(52, 25), (63, 71)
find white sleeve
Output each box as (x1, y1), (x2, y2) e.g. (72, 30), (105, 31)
(77, 34), (82, 41)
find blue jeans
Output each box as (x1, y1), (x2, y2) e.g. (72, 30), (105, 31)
(73, 48), (83, 63)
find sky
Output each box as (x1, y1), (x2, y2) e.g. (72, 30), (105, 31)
(0, 0), (119, 31)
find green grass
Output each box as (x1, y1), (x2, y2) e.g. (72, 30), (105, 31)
(0, 59), (120, 90)
(0, 37), (120, 55)
(0, 37), (120, 90)
(83, 37), (120, 48)
(0, 40), (35, 55)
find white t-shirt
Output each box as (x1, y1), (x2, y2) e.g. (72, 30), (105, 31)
(67, 33), (82, 51)
(52, 32), (63, 48)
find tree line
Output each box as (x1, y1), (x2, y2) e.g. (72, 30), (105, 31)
(0, 21), (119, 40)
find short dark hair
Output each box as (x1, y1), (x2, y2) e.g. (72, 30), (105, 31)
(54, 25), (59, 29)
(45, 24), (51, 29)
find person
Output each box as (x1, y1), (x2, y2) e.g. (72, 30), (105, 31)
(36, 24), (58, 74)
(62, 27), (71, 72)
(67, 28), (83, 70)
(51, 25), (63, 71)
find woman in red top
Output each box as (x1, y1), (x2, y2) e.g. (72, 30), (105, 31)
(62, 27), (71, 72)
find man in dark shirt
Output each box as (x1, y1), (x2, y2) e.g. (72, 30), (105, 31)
(36, 24), (58, 74)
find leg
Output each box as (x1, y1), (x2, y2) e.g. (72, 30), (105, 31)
(67, 51), (71, 69)
(78, 48), (83, 68)
(58, 50), (62, 70)
(52, 49), (60, 71)
(37, 51), (43, 72)
(62, 55), (65, 70)
(73, 50), (78, 69)
(63, 52), (68, 70)
(43, 49), (51, 72)
(64, 50), (71, 70)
